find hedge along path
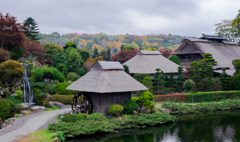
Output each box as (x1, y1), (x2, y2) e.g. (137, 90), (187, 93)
(0, 106), (71, 142)
(154, 91), (240, 103)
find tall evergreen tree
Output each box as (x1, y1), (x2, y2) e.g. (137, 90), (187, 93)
(120, 44), (124, 50)
(200, 53), (217, 78)
(176, 66), (185, 92)
(92, 47), (99, 58)
(168, 72), (177, 92)
(153, 68), (165, 94)
(23, 17), (40, 41)
(107, 47), (111, 61)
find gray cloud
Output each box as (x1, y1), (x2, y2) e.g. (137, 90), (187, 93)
(1, 0), (239, 37)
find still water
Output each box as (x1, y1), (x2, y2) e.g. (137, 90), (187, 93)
(67, 111), (240, 142)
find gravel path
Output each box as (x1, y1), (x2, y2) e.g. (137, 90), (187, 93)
(0, 106), (71, 142)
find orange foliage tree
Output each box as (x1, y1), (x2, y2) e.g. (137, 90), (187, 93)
(159, 48), (172, 58)
(110, 50), (139, 64)
(83, 56), (104, 72)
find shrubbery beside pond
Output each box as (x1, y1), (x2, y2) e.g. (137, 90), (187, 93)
(48, 113), (176, 138)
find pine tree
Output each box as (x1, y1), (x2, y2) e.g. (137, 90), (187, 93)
(142, 77), (153, 92)
(168, 72), (178, 92)
(123, 65), (129, 74)
(23, 17), (40, 41)
(200, 53), (217, 78)
(107, 47), (111, 61)
(153, 68), (165, 94)
(92, 47), (99, 58)
(120, 44), (124, 50)
(219, 68), (231, 90)
(176, 66), (185, 92)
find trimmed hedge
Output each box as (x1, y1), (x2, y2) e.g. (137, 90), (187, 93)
(86, 113), (107, 121)
(62, 114), (86, 123)
(154, 91), (240, 103)
(154, 94), (186, 102)
(49, 94), (74, 104)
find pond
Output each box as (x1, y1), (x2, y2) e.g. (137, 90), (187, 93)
(67, 111), (240, 142)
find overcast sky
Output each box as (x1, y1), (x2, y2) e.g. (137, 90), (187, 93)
(1, 0), (239, 37)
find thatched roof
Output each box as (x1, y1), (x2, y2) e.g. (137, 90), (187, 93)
(171, 38), (240, 69)
(67, 61), (148, 93)
(123, 50), (180, 74)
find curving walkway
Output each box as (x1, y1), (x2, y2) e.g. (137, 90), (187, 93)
(0, 106), (71, 142)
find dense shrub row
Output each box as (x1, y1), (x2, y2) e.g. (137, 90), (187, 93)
(162, 99), (240, 114)
(48, 113), (176, 137)
(49, 94), (74, 104)
(154, 91), (240, 103)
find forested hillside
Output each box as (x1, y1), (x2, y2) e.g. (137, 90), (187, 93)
(38, 32), (187, 53)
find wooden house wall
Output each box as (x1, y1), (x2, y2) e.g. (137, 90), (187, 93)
(85, 92), (131, 115)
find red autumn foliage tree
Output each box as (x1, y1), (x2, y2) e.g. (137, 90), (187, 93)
(0, 13), (25, 50)
(22, 40), (46, 64)
(110, 50), (139, 63)
(159, 49), (172, 58)
(0, 48), (10, 62)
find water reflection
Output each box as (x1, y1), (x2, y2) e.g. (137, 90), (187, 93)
(67, 111), (240, 142)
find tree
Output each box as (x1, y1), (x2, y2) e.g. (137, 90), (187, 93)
(16, 47), (24, 59)
(169, 55), (180, 65)
(0, 48), (10, 62)
(80, 50), (89, 61)
(106, 47), (111, 61)
(136, 91), (154, 113)
(22, 40), (46, 64)
(187, 61), (206, 92)
(44, 43), (63, 57)
(122, 46), (134, 50)
(23, 17), (40, 41)
(232, 9), (240, 42)
(142, 77), (153, 92)
(120, 44), (124, 50)
(110, 50), (138, 64)
(200, 53), (217, 78)
(53, 53), (67, 67)
(218, 68), (230, 90)
(159, 49), (172, 58)
(232, 59), (240, 74)
(168, 72), (177, 92)
(123, 65), (129, 74)
(66, 48), (83, 73)
(63, 41), (77, 50)
(100, 49), (107, 60)
(176, 66), (185, 92)
(230, 73), (240, 90)
(153, 68), (165, 94)
(214, 19), (237, 42)
(183, 79), (195, 93)
(0, 13), (25, 50)
(92, 47), (99, 58)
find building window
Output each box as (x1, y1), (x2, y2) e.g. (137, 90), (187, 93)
(113, 96), (121, 104)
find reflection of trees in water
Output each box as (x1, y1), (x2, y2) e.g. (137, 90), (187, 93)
(67, 111), (240, 142)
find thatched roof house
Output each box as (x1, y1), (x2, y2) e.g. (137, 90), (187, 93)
(171, 34), (240, 70)
(67, 61), (148, 115)
(122, 50), (180, 74)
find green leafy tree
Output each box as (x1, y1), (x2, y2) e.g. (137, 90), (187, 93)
(168, 72), (178, 92)
(176, 66), (185, 92)
(183, 79), (195, 93)
(44, 43), (63, 59)
(53, 53), (67, 67)
(133, 73), (151, 83)
(232, 59), (240, 74)
(66, 48), (83, 73)
(123, 46), (134, 50)
(100, 49), (107, 60)
(120, 44), (124, 50)
(214, 19), (237, 42)
(106, 47), (111, 61)
(16, 47), (24, 59)
(169, 55), (180, 65)
(23, 17), (40, 41)
(219, 68), (231, 90)
(80, 50), (89, 61)
(142, 77), (153, 92)
(76, 68), (85, 76)
(230, 73), (240, 90)
(123, 65), (129, 74)
(63, 41), (76, 50)
(92, 47), (99, 58)
(153, 68), (165, 94)
(232, 9), (240, 42)
(136, 91), (154, 113)
(200, 53), (217, 78)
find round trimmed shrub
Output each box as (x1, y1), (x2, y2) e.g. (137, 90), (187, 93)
(169, 55), (181, 65)
(44, 84), (55, 94)
(86, 113), (107, 121)
(56, 63), (66, 73)
(183, 79), (195, 93)
(51, 67), (65, 82)
(67, 72), (81, 81)
(76, 68), (85, 76)
(108, 104), (124, 116)
(33, 67), (64, 82)
(0, 60), (24, 82)
(0, 99), (16, 120)
(32, 82), (48, 90)
(55, 82), (75, 95)
(122, 99), (139, 114)
(62, 114), (85, 123)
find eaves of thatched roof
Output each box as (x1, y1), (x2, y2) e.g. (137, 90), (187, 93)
(123, 51), (180, 74)
(67, 61), (148, 93)
(171, 38), (240, 70)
